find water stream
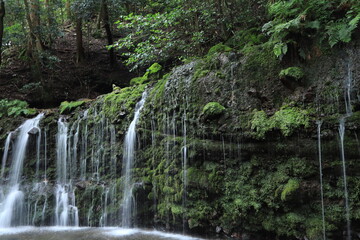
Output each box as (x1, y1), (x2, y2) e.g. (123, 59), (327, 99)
(121, 91), (148, 227)
(0, 113), (44, 227)
(317, 120), (326, 240)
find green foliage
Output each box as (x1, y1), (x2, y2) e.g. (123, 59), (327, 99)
(59, 100), (85, 114)
(207, 43), (232, 56)
(112, 0), (267, 70)
(202, 102), (226, 119)
(280, 179), (300, 201)
(251, 104), (310, 138)
(263, 0), (360, 58)
(279, 67), (304, 80)
(327, 11), (360, 47)
(250, 110), (272, 139)
(0, 99), (36, 118)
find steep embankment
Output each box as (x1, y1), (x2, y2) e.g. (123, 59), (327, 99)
(1, 39), (360, 240)
(0, 31), (134, 108)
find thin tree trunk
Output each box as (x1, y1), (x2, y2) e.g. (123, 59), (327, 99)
(65, 0), (72, 21)
(23, 0), (36, 56)
(76, 17), (85, 63)
(29, 0), (44, 51)
(44, 0), (54, 46)
(96, 3), (104, 30)
(0, 0), (5, 65)
(101, 0), (116, 65)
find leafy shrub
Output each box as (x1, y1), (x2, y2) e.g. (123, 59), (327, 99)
(0, 99), (36, 118)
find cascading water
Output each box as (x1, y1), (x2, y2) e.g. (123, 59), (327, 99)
(339, 118), (351, 240)
(55, 117), (79, 227)
(317, 120), (326, 240)
(182, 111), (188, 233)
(121, 91), (148, 227)
(337, 58), (353, 240)
(0, 113), (44, 227)
(0, 132), (12, 181)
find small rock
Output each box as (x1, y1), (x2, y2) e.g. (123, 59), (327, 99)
(28, 127), (40, 135)
(216, 226), (222, 234)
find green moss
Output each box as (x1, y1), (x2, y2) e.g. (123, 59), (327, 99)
(59, 100), (85, 114)
(251, 104), (310, 138)
(102, 84), (146, 119)
(130, 76), (148, 86)
(281, 179), (300, 201)
(202, 102), (226, 119)
(130, 63), (163, 86)
(207, 43), (232, 56)
(250, 110), (272, 139)
(279, 67), (304, 80)
(145, 62), (162, 76)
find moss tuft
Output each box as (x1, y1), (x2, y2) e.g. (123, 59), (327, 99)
(279, 67), (304, 80)
(281, 179), (300, 201)
(251, 104), (310, 138)
(59, 100), (85, 114)
(202, 102), (226, 119)
(130, 63), (163, 86)
(207, 43), (232, 56)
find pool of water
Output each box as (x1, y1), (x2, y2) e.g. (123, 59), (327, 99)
(0, 227), (203, 240)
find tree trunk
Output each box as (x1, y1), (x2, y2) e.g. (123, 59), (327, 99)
(101, 0), (116, 65)
(96, 3), (104, 30)
(76, 17), (85, 63)
(0, 0), (5, 65)
(44, 0), (54, 46)
(65, 0), (72, 21)
(29, 0), (44, 52)
(23, 0), (36, 57)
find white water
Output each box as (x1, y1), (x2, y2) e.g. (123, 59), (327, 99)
(0, 113), (44, 227)
(0, 133), (13, 181)
(55, 118), (79, 227)
(339, 119), (351, 240)
(317, 121), (326, 240)
(121, 91), (148, 227)
(182, 111), (187, 233)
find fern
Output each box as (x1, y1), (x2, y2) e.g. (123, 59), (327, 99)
(0, 99), (36, 118)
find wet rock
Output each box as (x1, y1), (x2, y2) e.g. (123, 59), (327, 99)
(28, 127), (40, 135)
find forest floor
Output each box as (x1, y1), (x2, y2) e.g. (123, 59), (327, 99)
(0, 28), (134, 108)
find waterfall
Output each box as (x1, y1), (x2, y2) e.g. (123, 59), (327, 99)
(0, 113), (44, 227)
(0, 132), (13, 181)
(339, 119), (351, 240)
(344, 61), (353, 116)
(182, 111), (188, 233)
(55, 117), (79, 227)
(121, 91), (148, 227)
(317, 121), (326, 240)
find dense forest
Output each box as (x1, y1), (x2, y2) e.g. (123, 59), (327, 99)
(0, 1), (360, 240)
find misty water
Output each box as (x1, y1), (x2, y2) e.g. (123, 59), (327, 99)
(0, 227), (203, 240)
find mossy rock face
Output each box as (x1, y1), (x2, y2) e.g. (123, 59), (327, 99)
(59, 100), (85, 114)
(202, 102), (226, 119)
(130, 63), (163, 86)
